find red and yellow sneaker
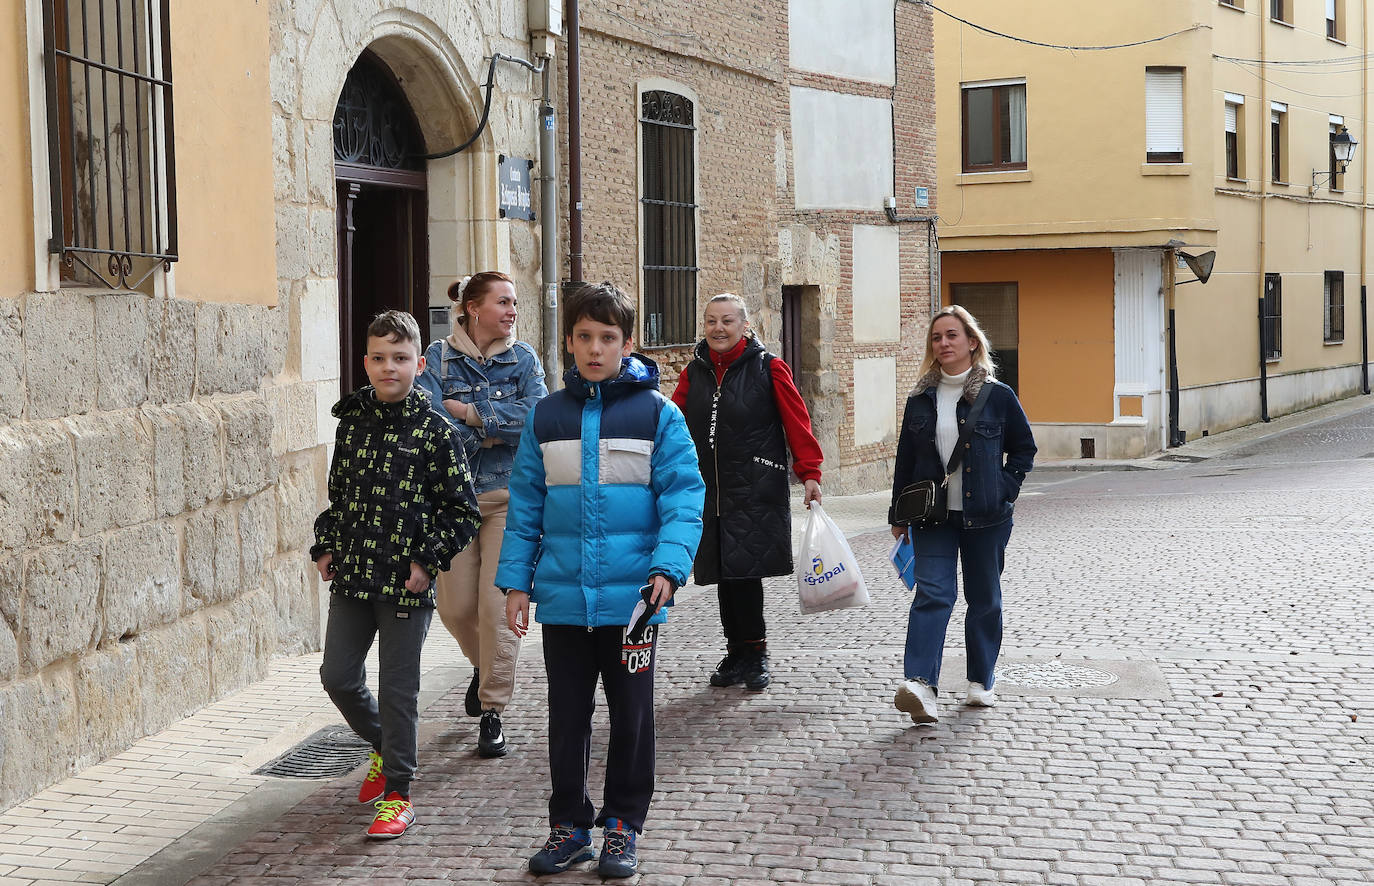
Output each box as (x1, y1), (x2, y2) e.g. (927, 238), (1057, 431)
(357, 751), (385, 804)
(366, 792), (415, 839)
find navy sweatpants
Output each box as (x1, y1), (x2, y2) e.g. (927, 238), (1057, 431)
(542, 624), (659, 833)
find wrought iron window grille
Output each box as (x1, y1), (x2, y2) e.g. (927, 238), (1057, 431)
(42, 0), (178, 290)
(333, 54), (425, 171)
(640, 90), (698, 348)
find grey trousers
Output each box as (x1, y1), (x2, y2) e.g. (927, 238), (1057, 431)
(320, 594), (433, 798)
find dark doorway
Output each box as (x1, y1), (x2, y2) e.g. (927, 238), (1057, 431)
(333, 52), (428, 394)
(780, 285), (803, 373)
(780, 284), (821, 409)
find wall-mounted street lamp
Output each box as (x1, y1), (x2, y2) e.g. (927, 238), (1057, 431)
(1311, 125), (1358, 193)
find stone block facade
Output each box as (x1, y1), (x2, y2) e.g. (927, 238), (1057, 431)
(0, 289), (322, 810)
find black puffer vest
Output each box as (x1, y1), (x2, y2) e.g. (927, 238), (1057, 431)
(683, 336), (792, 584)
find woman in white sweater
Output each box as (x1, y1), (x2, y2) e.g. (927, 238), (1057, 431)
(887, 306), (1037, 725)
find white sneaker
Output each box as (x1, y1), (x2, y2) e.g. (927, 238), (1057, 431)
(965, 681), (997, 706)
(894, 680), (939, 724)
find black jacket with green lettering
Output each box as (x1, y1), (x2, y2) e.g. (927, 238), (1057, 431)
(310, 386), (480, 608)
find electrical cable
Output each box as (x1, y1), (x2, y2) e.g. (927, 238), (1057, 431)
(419, 54), (545, 161)
(903, 0), (1208, 51)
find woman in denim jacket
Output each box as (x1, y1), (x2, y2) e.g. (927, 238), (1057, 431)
(417, 271), (548, 757)
(887, 305), (1036, 726)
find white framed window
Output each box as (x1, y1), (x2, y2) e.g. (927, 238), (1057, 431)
(1270, 102), (1288, 183)
(961, 79), (1027, 172)
(1327, 0), (1345, 40)
(1145, 68), (1184, 163)
(1224, 93), (1245, 180)
(1329, 114), (1346, 191)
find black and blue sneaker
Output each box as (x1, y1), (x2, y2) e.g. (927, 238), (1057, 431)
(598, 819), (638, 879)
(529, 824), (593, 875)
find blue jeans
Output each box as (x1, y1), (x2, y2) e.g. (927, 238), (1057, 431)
(903, 514), (1013, 692)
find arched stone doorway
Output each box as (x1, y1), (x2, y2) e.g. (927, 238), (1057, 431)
(333, 51), (429, 394)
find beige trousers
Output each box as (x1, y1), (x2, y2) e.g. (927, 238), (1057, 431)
(435, 489), (521, 712)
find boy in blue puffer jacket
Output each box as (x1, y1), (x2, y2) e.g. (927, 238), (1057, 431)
(497, 282), (704, 879)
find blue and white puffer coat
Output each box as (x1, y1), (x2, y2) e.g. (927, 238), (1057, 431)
(494, 354), (705, 628)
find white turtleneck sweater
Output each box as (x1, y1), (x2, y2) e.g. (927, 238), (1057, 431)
(936, 367), (971, 510)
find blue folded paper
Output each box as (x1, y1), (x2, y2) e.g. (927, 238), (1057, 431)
(889, 532), (915, 590)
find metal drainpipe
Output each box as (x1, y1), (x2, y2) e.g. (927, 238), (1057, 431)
(1258, 7), (1269, 423)
(567, 0), (584, 283)
(538, 59), (561, 388)
(1363, 2), (1370, 395)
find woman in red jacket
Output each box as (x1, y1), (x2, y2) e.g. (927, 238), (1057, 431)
(671, 293), (823, 690)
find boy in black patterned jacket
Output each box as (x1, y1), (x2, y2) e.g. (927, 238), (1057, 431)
(310, 310), (480, 839)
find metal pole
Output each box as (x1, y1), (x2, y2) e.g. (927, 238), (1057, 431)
(566, 0), (584, 282)
(539, 61), (561, 388)
(1167, 308), (1182, 446)
(1362, 284), (1370, 394)
(1258, 296), (1271, 422)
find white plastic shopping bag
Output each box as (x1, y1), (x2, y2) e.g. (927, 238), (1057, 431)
(796, 503), (870, 614)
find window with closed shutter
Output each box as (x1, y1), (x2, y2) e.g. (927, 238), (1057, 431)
(1145, 68), (1184, 163)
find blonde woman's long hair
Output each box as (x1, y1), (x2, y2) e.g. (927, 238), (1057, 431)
(915, 305), (997, 380)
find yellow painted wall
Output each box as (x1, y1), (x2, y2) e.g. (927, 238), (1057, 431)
(169, 0), (276, 304)
(935, 1), (1218, 252)
(1, 1), (34, 294)
(941, 249), (1115, 423)
(1187, 0), (1368, 387)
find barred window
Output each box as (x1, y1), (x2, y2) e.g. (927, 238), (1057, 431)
(42, 0), (177, 289)
(640, 90), (698, 347)
(1263, 273), (1282, 360)
(1324, 270), (1344, 343)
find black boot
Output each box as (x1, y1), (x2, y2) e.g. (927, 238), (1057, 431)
(709, 648), (746, 687)
(464, 668), (482, 717)
(742, 644), (770, 691)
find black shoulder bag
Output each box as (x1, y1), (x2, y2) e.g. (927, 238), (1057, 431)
(893, 382), (994, 527)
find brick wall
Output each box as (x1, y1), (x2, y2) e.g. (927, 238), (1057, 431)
(553, 1), (936, 493)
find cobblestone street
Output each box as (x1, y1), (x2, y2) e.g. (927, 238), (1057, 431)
(4, 403), (1371, 886)
(166, 403), (1374, 886)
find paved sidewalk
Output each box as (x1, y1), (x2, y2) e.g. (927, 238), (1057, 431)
(2, 397), (1372, 886)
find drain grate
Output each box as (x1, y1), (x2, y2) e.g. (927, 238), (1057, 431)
(998, 660), (1120, 689)
(254, 726), (372, 779)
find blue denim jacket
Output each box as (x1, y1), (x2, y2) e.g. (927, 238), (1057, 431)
(417, 337), (548, 493)
(888, 371), (1037, 529)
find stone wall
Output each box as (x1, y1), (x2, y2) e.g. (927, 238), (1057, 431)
(0, 288), (321, 810)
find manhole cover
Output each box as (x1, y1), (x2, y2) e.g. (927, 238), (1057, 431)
(254, 726), (372, 779)
(998, 661), (1120, 689)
